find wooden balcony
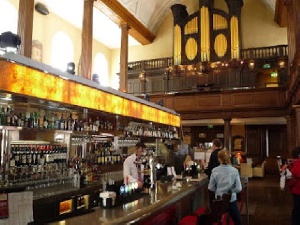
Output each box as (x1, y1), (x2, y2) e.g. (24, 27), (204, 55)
(126, 45), (289, 120)
(127, 45), (288, 96)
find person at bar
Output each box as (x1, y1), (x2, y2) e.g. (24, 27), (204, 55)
(208, 149), (242, 225)
(123, 142), (146, 188)
(286, 146), (300, 225)
(205, 138), (223, 178)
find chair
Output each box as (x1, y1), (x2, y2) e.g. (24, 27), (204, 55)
(240, 163), (253, 178)
(253, 160), (266, 177)
(178, 192), (231, 225)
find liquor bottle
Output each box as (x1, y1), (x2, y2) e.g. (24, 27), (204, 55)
(39, 146), (45, 166)
(68, 113), (74, 131)
(94, 117), (100, 132)
(59, 114), (64, 130)
(21, 146), (27, 166)
(89, 118), (93, 131)
(0, 106), (5, 125)
(12, 145), (20, 167)
(26, 146), (32, 166)
(9, 147), (15, 167)
(43, 114), (48, 129)
(39, 111), (44, 129)
(33, 112), (39, 128)
(5, 107), (11, 125)
(74, 119), (79, 131)
(32, 146), (37, 165)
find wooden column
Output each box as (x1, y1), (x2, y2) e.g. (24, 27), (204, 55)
(80, 0), (93, 80)
(119, 23), (129, 93)
(17, 0), (34, 57)
(286, 115), (295, 154)
(294, 106), (300, 146)
(224, 118), (232, 153)
(291, 0), (300, 66)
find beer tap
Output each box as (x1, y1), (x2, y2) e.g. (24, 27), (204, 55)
(149, 154), (157, 189)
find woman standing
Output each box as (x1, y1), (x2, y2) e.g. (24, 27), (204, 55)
(288, 147), (300, 225)
(208, 149), (242, 225)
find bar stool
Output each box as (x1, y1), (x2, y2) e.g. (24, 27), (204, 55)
(178, 192), (231, 225)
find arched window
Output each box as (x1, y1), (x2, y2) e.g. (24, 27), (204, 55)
(0, 0), (18, 34)
(93, 52), (109, 86)
(0, 0), (18, 54)
(51, 31), (74, 71)
(111, 75), (120, 90)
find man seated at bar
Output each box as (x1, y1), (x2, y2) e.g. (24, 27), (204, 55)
(123, 142), (146, 189)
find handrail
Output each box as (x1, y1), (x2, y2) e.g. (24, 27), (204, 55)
(127, 45), (288, 72)
(241, 45), (288, 59)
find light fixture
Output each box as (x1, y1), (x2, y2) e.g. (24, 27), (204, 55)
(66, 62), (75, 74)
(35, 2), (49, 15)
(263, 63), (271, 69)
(278, 61), (285, 69)
(92, 73), (100, 84)
(271, 71), (278, 77)
(248, 61), (255, 69)
(0, 31), (21, 53)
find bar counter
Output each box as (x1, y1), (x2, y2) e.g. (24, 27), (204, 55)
(47, 176), (209, 225)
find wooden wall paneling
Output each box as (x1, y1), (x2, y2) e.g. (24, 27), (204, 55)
(206, 72), (215, 85)
(245, 125), (262, 156)
(185, 75), (197, 90)
(228, 69), (240, 87)
(267, 125), (288, 157)
(198, 73), (207, 85)
(127, 79), (142, 94)
(191, 126), (224, 147)
(218, 71), (228, 87)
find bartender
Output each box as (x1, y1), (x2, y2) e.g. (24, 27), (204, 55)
(123, 142), (146, 189)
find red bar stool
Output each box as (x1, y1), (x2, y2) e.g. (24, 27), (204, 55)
(178, 215), (198, 225)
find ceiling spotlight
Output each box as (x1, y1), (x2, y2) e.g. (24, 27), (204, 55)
(0, 31), (21, 53)
(66, 62), (75, 74)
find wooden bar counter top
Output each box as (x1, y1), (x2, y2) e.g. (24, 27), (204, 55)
(47, 176), (208, 225)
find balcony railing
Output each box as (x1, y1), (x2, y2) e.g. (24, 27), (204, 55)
(128, 45), (288, 72)
(126, 45), (288, 95)
(241, 45), (288, 59)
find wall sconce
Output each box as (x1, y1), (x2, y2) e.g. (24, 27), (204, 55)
(248, 61), (255, 69)
(278, 61), (285, 69)
(139, 73), (145, 80)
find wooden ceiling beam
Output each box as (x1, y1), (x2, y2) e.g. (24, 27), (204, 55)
(94, 0), (156, 45)
(274, 0), (287, 27)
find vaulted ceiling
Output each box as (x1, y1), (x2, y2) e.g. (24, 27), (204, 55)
(35, 0), (282, 49)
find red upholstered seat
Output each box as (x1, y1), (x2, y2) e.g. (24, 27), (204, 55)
(178, 215), (197, 225)
(193, 206), (207, 216)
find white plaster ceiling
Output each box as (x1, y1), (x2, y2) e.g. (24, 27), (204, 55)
(35, 0), (276, 49)
(117, 0), (182, 32)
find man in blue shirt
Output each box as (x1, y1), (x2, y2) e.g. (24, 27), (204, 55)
(208, 149), (242, 225)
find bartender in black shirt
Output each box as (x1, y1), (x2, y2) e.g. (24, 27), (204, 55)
(204, 138), (223, 178)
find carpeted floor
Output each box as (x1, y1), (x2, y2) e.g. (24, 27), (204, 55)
(240, 203), (256, 215)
